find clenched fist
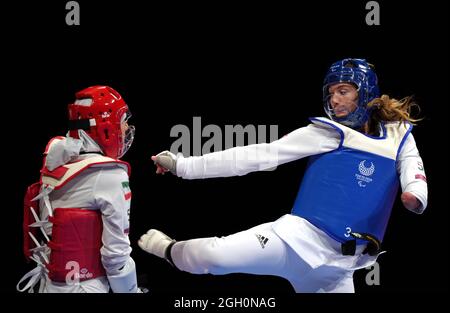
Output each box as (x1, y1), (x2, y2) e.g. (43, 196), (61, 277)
(151, 151), (178, 175)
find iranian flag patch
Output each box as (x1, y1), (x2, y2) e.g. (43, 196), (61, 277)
(122, 181), (132, 200)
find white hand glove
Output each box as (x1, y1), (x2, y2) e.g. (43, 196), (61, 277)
(151, 151), (178, 175)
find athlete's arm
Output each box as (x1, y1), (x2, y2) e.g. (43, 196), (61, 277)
(396, 133), (428, 213)
(94, 167), (138, 292)
(153, 123), (340, 179)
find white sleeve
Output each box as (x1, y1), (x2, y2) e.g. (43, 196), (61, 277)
(176, 123), (340, 179)
(396, 133), (428, 214)
(93, 167), (133, 274)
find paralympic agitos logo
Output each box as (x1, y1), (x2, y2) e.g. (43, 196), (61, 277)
(355, 160), (375, 187)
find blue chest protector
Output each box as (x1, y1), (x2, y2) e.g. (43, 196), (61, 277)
(291, 117), (412, 244)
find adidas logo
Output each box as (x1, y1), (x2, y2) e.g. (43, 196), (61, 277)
(255, 234), (269, 249)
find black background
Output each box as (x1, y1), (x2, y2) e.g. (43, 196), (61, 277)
(3, 0), (449, 308)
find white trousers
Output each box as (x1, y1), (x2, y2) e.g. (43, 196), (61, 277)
(40, 275), (110, 293)
(171, 215), (377, 293)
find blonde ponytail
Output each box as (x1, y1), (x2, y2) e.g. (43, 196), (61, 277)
(368, 95), (423, 125)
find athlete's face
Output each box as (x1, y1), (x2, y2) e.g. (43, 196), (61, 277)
(120, 111), (132, 141)
(118, 111), (135, 158)
(328, 83), (358, 118)
(121, 120), (129, 138)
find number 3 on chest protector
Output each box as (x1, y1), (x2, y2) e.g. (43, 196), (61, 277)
(344, 227), (352, 238)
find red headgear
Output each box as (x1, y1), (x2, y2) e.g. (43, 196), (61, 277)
(68, 85), (135, 159)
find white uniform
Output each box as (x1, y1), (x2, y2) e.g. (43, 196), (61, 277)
(170, 121), (428, 292)
(18, 131), (136, 293)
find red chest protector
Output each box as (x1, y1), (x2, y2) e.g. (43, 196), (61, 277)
(23, 137), (131, 283)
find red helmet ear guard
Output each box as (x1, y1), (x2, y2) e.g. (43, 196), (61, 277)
(68, 86), (134, 159)
(96, 121), (116, 147)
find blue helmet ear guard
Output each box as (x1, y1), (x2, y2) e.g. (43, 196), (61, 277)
(323, 58), (380, 129)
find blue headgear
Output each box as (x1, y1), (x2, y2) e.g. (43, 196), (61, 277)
(323, 58), (380, 129)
